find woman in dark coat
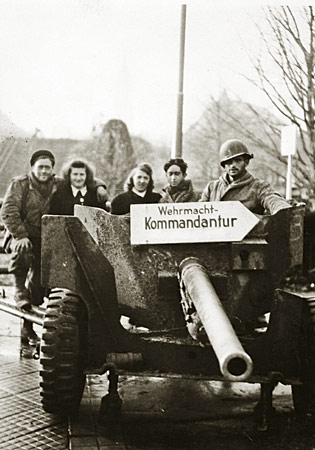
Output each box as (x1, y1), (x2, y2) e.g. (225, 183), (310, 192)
(50, 159), (105, 215)
(111, 163), (161, 215)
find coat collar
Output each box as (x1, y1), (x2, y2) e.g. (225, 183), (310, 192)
(221, 170), (253, 188)
(29, 172), (57, 198)
(163, 179), (193, 195)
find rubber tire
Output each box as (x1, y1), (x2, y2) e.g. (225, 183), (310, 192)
(291, 303), (315, 417)
(39, 288), (88, 416)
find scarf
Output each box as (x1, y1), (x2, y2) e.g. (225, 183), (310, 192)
(30, 172), (55, 199)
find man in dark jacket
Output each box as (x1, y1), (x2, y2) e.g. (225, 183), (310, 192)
(200, 139), (290, 215)
(1, 149), (108, 345)
(160, 158), (200, 203)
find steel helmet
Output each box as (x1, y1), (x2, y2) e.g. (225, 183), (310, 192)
(219, 139), (253, 167)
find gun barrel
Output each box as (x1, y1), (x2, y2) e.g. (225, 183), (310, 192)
(179, 257), (253, 382)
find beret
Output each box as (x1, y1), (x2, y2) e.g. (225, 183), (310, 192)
(30, 149), (55, 166)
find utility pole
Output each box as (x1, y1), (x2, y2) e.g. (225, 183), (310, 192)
(173, 4), (187, 158)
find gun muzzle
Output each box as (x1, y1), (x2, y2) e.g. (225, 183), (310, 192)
(179, 257), (253, 382)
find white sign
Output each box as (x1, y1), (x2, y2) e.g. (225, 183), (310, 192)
(281, 124), (297, 156)
(130, 201), (260, 245)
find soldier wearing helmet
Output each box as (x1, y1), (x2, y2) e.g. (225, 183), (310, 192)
(200, 139), (290, 215)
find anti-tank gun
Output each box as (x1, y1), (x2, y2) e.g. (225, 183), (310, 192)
(37, 200), (315, 429)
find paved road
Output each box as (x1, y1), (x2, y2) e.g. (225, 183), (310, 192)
(0, 284), (314, 449)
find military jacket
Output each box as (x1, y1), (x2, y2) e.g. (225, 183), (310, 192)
(200, 171), (290, 215)
(1, 174), (62, 240)
(159, 179), (200, 203)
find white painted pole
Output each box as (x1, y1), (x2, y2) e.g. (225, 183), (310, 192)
(281, 124), (296, 201)
(286, 154), (292, 200)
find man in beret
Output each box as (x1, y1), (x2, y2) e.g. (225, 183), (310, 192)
(1, 149), (108, 346)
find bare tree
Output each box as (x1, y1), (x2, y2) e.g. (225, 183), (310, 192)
(184, 91), (290, 190)
(245, 6), (315, 187)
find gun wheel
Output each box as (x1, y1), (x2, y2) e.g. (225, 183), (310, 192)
(39, 288), (88, 416)
(291, 299), (315, 418)
(306, 297), (315, 333)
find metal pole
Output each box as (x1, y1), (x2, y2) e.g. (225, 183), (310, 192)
(286, 154), (292, 200)
(0, 299), (44, 326)
(173, 4), (187, 158)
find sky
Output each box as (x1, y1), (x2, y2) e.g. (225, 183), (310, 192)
(0, 0), (291, 144)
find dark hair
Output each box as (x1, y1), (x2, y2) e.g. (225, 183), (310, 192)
(163, 158), (188, 175)
(125, 162), (154, 192)
(62, 158), (95, 189)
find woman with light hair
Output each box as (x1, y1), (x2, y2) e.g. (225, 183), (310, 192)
(110, 162), (161, 215)
(50, 158), (107, 215)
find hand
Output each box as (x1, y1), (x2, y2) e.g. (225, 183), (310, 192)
(13, 237), (32, 253)
(96, 186), (109, 204)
